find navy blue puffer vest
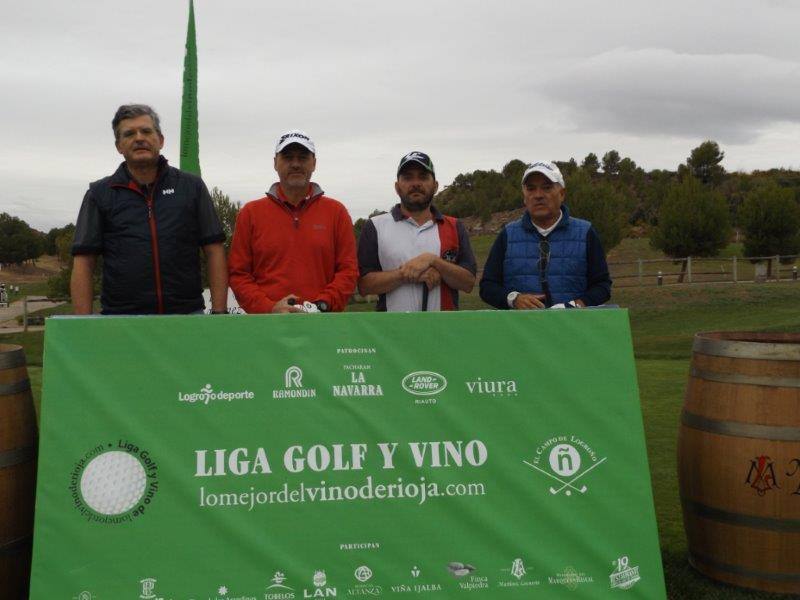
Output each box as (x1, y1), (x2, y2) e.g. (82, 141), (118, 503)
(503, 206), (589, 304)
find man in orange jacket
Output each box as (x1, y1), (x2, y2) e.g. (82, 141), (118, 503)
(228, 130), (358, 313)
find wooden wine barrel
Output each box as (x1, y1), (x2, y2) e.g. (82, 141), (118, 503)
(0, 344), (38, 599)
(678, 332), (800, 595)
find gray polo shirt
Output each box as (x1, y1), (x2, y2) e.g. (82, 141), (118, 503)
(357, 204), (476, 311)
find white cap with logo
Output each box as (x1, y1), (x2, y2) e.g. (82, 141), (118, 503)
(522, 161), (565, 188)
(275, 129), (315, 155)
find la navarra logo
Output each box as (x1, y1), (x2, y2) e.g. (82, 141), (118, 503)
(333, 365), (384, 398)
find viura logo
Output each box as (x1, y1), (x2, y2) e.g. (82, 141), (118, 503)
(401, 371), (447, 396)
(465, 377), (518, 396)
(178, 383), (254, 405)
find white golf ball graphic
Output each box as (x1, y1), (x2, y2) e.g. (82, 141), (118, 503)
(80, 451), (146, 515)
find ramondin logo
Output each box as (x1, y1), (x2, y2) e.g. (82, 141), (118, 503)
(274, 366), (317, 399)
(401, 371), (447, 396)
(178, 383), (255, 405)
(69, 440), (159, 524)
(286, 366), (303, 387)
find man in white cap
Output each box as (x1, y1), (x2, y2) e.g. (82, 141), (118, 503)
(479, 161), (611, 309)
(228, 130), (358, 313)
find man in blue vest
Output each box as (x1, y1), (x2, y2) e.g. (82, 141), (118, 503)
(479, 160), (611, 309)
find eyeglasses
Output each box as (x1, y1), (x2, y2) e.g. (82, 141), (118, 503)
(538, 238), (551, 305)
(538, 239), (550, 275)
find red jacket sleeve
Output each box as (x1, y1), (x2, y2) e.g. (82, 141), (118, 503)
(315, 205), (358, 311)
(227, 206), (275, 314)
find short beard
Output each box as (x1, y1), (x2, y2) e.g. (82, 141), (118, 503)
(399, 192), (434, 213)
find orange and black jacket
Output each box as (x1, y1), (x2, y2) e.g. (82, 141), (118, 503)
(228, 183), (359, 313)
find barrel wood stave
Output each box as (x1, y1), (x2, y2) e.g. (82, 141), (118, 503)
(679, 331), (800, 595)
(0, 344), (38, 599)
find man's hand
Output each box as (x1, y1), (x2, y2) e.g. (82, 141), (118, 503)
(418, 267), (441, 290)
(399, 253), (436, 282)
(272, 294), (305, 314)
(513, 293), (547, 310)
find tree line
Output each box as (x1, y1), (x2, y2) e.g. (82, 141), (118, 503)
(433, 140), (800, 264)
(4, 142), (799, 297)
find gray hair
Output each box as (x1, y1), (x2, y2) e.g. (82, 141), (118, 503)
(112, 104), (162, 141)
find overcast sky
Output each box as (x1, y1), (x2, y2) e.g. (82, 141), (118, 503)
(2, 0), (799, 231)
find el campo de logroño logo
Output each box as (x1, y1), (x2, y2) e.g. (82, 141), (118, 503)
(523, 434), (607, 497)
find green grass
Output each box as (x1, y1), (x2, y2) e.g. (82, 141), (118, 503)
(469, 234), (495, 267)
(6, 281), (50, 303)
(4, 280), (800, 599)
(27, 366), (42, 420)
(607, 237), (667, 262)
(0, 330), (45, 367)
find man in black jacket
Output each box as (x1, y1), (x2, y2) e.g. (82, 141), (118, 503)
(71, 104), (228, 315)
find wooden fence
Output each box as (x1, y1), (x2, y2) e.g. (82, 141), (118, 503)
(609, 254), (800, 287)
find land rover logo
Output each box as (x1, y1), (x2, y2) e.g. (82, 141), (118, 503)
(402, 371), (447, 396)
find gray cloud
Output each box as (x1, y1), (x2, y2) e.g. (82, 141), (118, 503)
(2, 1), (800, 229)
(542, 48), (800, 144)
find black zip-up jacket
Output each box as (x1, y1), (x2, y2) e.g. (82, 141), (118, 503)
(72, 157), (225, 314)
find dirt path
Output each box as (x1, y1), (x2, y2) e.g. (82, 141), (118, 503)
(0, 296), (65, 329)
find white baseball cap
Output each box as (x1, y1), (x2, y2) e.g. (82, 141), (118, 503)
(275, 129), (315, 155)
(522, 161), (565, 188)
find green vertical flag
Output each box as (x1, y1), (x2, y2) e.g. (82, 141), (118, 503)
(180, 0), (201, 176)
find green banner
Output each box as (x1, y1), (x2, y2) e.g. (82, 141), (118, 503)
(30, 310), (665, 599)
(179, 0), (200, 176)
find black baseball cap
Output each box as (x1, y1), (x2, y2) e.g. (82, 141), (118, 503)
(397, 151), (435, 178)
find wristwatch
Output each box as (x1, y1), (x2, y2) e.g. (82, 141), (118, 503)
(507, 291), (520, 308)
